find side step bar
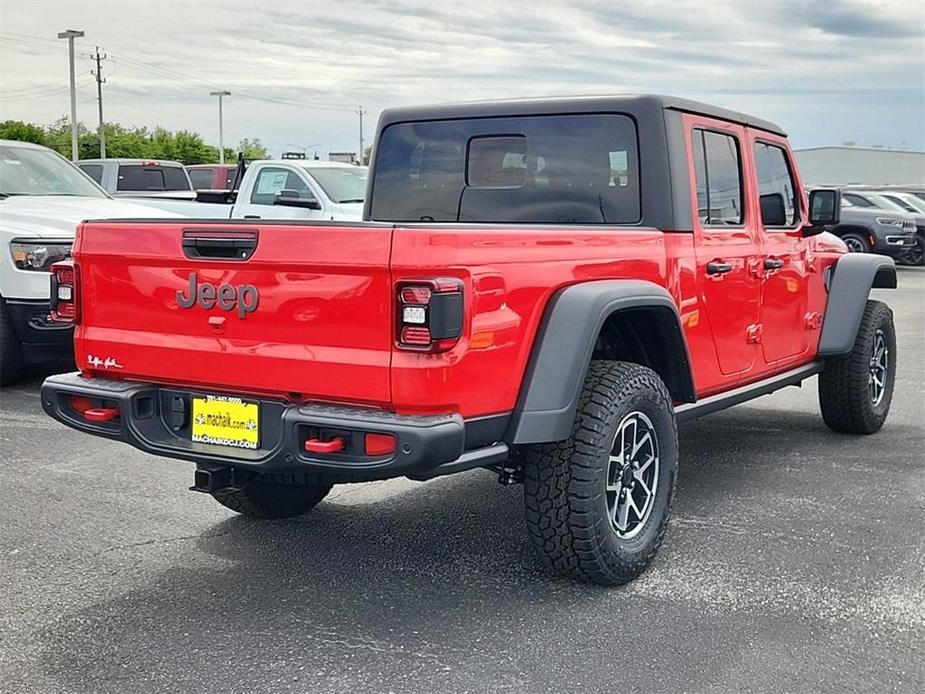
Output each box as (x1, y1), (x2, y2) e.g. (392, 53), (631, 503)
(675, 361), (824, 423)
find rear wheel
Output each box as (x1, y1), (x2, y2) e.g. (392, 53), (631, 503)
(0, 299), (25, 387)
(819, 300), (895, 434)
(841, 232), (870, 254)
(523, 361), (678, 586)
(211, 476), (332, 519)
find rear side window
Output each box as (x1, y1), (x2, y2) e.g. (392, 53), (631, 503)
(843, 193), (874, 207)
(117, 165), (189, 191)
(371, 114), (640, 224)
(691, 129), (743, 226)
(753, 142), (799, 227)
(188, 168), (214, 190)
(79, 164), (103, 184)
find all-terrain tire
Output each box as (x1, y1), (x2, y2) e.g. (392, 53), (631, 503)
(211, 476), (332, 519)
(523, 360), (678, 586)
(819, 300), (896, 434)
(0, 298), (25, 387)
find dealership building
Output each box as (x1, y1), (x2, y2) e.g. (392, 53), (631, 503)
(794, 146), (925, 186)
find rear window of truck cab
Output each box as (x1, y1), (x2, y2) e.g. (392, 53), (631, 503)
(117, 164), (190, 192)
(370, 114), (640, 224)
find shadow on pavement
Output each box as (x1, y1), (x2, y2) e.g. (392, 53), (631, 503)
(34, 403), (922, 693)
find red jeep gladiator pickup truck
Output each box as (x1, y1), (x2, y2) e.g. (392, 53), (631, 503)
(42, 95), (897, 586)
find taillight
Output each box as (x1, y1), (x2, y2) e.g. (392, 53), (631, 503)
(49, 260), (79, 324)
(396, 278), (463, 353)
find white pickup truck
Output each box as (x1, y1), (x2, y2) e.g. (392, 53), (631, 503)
(0, 140), (182, 386)
(79, 158), (368, 221)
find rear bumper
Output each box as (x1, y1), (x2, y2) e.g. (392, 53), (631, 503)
(41, 373), (508, 481)
(4, 299), (74, 365)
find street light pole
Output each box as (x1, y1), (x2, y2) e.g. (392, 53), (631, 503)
(57, 29), (85, 161)
(209, 90), (231, 164)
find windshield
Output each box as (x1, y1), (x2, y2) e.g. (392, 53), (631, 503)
(303, 166), (367, 203)
(867, 193), (910, 213)
(0, 145), (107, 198)
(883, 193), (925, 215)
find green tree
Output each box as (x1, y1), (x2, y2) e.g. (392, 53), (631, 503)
(0, 118), (260, 164)
(0, 120), (46, 145)
(238, 138), (268, 161)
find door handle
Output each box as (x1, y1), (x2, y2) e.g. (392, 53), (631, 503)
(764, 258), (784, 270)
(243, 215), (261, 219)
(707, 261), (733, 275)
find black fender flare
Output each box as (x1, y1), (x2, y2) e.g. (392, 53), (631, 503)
(507, 280), (695, 444)
(818, 253), (896, 357)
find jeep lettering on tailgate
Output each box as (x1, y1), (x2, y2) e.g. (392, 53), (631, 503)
(176, 272), (259, 318)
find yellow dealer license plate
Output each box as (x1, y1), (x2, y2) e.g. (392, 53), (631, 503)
(191, 395), (259, 450)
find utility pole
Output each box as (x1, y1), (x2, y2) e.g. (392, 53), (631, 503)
(356, 106), (366, 164)
(209, 90), (231, 164)
(90, 46), (107, 158)
(57, 29), (85, 161)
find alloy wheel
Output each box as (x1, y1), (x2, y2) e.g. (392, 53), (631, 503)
(606, 411), (660, 539)
(869, 329), (889, 406)
(844, 237), (866, 253)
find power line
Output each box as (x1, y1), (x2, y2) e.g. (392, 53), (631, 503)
(0, 78), (69, 95)
(103, 49), (358, 113)
(1, 31), (361, 115)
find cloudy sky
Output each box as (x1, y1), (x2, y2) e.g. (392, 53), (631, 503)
(1, 0), (923, 157)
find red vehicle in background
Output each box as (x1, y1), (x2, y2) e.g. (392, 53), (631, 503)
(42, 95), (897, 585)
(186, 163), (238, 191)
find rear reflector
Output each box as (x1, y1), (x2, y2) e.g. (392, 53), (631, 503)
(68, 395), (94, 414)
(364, 433), (396, 456)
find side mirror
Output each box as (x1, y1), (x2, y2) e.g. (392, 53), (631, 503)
(804, 189), (841, 237)
(274, 189), (321, 210)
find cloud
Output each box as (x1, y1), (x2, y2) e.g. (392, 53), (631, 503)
(0, 0), (922, 154)
(805, 0), (922, 38)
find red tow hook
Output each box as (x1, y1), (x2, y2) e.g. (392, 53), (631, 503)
(84, 407), (120, 422)
(304, 437), (346, 454)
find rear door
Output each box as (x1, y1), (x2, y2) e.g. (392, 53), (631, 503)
(748, 133), (811, 364)
(74, 221), (394, 405)
(686, 115), (762, 376)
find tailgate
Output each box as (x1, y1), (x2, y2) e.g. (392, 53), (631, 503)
(73, 221), (394, 405)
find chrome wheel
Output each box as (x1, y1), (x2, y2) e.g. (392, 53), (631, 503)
(844, 236), (866, 253)
(606, 411), (659, 539)
(869, 329), (888, 406)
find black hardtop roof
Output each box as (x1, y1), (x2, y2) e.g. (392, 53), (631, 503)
(377, 94), (786, 137)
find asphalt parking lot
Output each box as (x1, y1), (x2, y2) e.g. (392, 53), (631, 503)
(1, 268), (922, 694)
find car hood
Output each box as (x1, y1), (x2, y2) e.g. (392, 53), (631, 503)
(840, 207), (914, 224)
(0, 195), (181, 238)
